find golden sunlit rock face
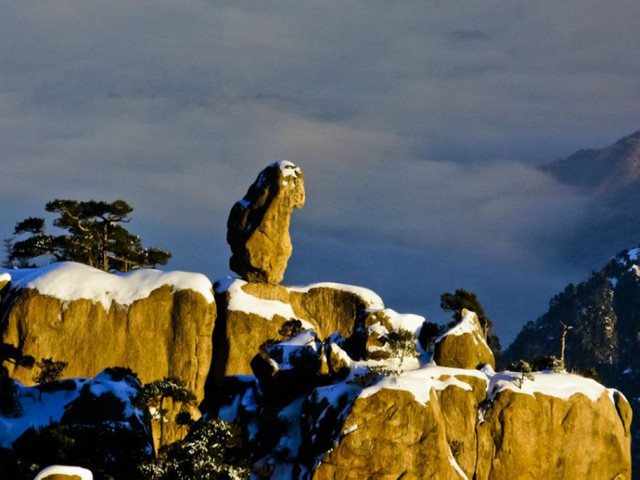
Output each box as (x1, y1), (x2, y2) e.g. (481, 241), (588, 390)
(434, 309), (496, 370)
(227, 161), (305, 285)
(2, 285), (215, 403)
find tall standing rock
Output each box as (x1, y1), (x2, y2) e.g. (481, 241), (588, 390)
(227, 161), (305, 284)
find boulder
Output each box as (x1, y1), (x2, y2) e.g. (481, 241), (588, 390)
(434, 309), (495, 369)
(312, 388), (468, 480)
(250, 331), (350, 397)
(476, 386), (632, 479)
(208, 278), (382, 386)
(227, 161), (305, 284)
(1, 263), (216, 402)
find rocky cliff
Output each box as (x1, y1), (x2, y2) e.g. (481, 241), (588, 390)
(207, 277), (384, 389)
(215, 321), (631, 479)
(0, 262), (215, 402)
(506, 243), (640, 476)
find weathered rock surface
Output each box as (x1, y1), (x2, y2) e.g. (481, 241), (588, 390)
(0, 263), (216, 402)
(227, 161), (305, 284)
(477, 388), (632, 480)
(208, 277), (383, 385)
(312, 388), (468, 480)
(434, 308), (495, 369)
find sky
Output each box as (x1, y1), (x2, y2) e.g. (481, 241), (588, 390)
(1, 1), (639, 344)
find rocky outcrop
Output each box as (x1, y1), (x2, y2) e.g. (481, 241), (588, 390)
(215, 334), (631, 480)
(434, 309), (495, 369)
(208, 277), (383, 385)
(0, 263), (215, 402)
(313, 388), (467, 480)
(227, 161), (305, 284)
(477, 387), (631, 479)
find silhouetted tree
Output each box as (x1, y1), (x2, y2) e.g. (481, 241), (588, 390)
(9, 199), (171, 272)
(440, 288), (501, 357)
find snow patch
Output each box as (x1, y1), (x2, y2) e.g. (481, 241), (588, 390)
(486, 369), (611, 402)
(1, 262), (214, 309)
(359, 365), (485, 406)
(221, 278), (296, 321)
(35, 465), (93, 480)
(342, 424), (358, 436)
(628, 247), (640, 261)
(274, 160), (300, 178)
(435, 310), (482, 346)
(384, 309), (425, 334)
(448, 453), (468, 479)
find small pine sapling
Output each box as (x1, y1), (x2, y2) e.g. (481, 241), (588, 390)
(509, 360), (535, 388)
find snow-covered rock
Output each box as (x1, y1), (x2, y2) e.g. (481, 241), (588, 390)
(207, 277), (383, 388)
(0, 262), (216, 402)
(434, 309), (495, 369)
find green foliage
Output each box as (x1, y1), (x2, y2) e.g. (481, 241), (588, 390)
(8, 420), (152, 479)
(8, 199), (171, 272)
(33, 357), (68, 385)
(137, 418), (250, 480)
(580, 366), (601, 383)
(440, 289), (489, 327)
(136, 377), (197, 449)
(440, 288), (502, 358)
(347, 368), (381, 388)
(278, 319), (304, 339)
(448, 440), (463, 459)
(417, 321), (446, 352)
(531, 355), (565, 373)
(385, 328), (419, 366)
(508, 359), (535, 388)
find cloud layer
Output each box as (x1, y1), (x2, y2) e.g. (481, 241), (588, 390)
(1, 0), (638, 343)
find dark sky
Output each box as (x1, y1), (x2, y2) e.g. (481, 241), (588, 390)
(1, 1), (639, 343)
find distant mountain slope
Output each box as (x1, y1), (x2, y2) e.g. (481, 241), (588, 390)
(542, 131), (640, 269)
(505, 244), (640, 476)
(543, 130), (640, 194)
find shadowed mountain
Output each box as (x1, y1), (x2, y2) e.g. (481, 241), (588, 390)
(543, 131), (640, 269)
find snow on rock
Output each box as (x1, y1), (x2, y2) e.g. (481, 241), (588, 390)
(359, 364), (485, 406)
(383, 309), (425, 334)
(274, 160), (302, 178)
(485, 367), (618, 402)
(436, 310), (480, 342)
(0, 371), (144, 449)
(628, 247), (640, 261)
(1, 261), (214, 309)
(218, 277), (296, 320)
(35, 465), (93, 480)
(433, 309), (495, 369)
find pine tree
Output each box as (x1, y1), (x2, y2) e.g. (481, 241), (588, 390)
(9, 199), (171, 272)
